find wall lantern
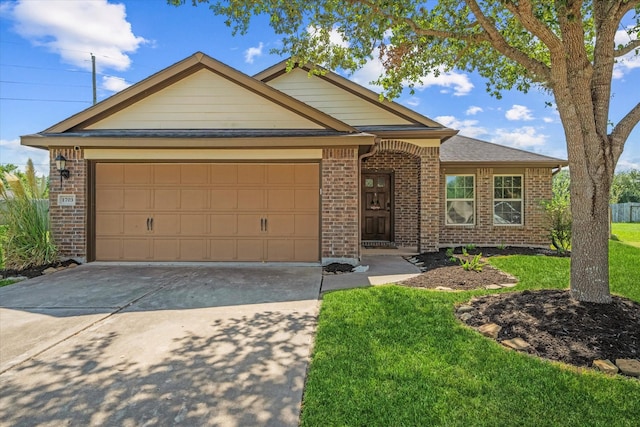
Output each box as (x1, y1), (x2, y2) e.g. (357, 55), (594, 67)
(55, 154), (70, 189)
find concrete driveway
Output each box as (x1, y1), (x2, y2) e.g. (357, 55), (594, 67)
(0, 264), (321, 426)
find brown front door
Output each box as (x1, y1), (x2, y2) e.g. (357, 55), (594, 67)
(361, 172), (393, 241)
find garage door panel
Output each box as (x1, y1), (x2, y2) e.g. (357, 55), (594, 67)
(153, 165), (181, 184)
(96, 214), (123, 235)
(267, 215), (295, 235)
(153, 214), (180, 235)
(210, 239), (237, 260)
(123, 214), (150, 235)
(295, 214), (319, 237)
(181, 164), (209, 184)
(211, 189), (238, 210)
(154, 189), (180, 210)
(267, 164), (294, 184)
(96, 188), (124, 210)
(211, 215), (237, 236)
(124, 164), (152, 184)
(294, 240), (319, 261)
(181, 189), (208, 210)
(295, 189), (319, 210)
(210, 164), (238, 184)
(236, 240), (264, 261)
(267, 189), (294, 210)
(95, 239), (121, 260)
(237, 214), (262, 236)
(179, 240), (207, 260)
(153, 239), (179, 260)
(237, 165), (264, 184)
(123, 239), (151, 260)
(238, 189), (264, 211)
(266, 240), (294, 261)
(180, 214), (208, 235)
(295, 164), (319, 185)
(96, 164), (124, 184)
(124, 189), (150, 211)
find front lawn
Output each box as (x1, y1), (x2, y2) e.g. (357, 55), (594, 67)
(301, 243), (640, 426)
(612, 222), (640, 248)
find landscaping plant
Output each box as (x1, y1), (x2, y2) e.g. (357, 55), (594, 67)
(0, 160), (56, 270)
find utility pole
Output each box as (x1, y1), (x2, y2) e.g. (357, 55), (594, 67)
(91, 53), (97, 105)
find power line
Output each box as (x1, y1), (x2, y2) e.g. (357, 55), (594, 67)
(0, 80), (92, 88)
(0, 63), (92, 74)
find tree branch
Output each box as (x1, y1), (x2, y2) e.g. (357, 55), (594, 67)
(610, 101), (640, 163)
(464, 0), (552, 82)
(501, 0), (564, 52)
(615, 39), (640, 57)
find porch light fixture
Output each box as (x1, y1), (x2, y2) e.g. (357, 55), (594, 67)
(55, 154), (70, 189)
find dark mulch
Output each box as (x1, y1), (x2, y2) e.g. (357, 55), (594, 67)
(459, 290), (640, 368)
(401, 246), (559, 290)
(1, 259), (79, 279)
(323, 262), (354, 274)
(398, 246), (639, 372)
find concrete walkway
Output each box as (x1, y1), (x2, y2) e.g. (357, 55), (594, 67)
(321, 255), (421, 292)
(0, 264), (321, 427)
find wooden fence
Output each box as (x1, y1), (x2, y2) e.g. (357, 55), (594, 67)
(611, 203), (640, 223)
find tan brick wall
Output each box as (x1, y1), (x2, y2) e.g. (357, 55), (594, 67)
(49, 148), (87, 261)
(439, 167), (552, 247)
(362, 151), (420, 247)
(419, 147), (440, 252)
(322, 147), (359, 260)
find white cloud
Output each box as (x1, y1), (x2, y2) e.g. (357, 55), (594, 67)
(102, 75), (130, 92)
(492, 126), (548, 149)
(466, 106), (483, 115)
(505, 104), (534, 121)
(405, 97), (420, 107)
(413, 69), (474, 96)
(435, 115), (488, 138)
(307, 26), (350, 49)
(0, 139), (49, 176)
(542, 117), (555, 123)
(244, 42), (264, 64)
(613, 27), (640, 79)
(616, 157), (640, 171)
(8, 0), (147, 72)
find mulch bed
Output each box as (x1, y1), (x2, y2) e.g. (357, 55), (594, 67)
(1, 259), (78, 279)
(398, 247), (640, 373)
(459, 290), (640, 368)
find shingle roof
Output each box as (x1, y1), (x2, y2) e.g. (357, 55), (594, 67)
(440, 135), (567, 166)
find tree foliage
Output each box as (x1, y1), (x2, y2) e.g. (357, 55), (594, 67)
(611, 169), (640, 203)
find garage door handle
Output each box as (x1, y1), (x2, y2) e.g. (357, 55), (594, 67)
(260, 217), (265, 231)
(264, 218), (268, 232)
(146, 217), (150, 231)
(150, 217), (154, 231)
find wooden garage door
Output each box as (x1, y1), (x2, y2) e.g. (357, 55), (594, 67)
(95, 163), (319, 261)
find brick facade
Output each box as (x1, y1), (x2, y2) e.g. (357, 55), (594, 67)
(321, 147), (360, 261)
(362, 151), (420, 247)
(49, 148), (87, 262)
(439, 167), (552, 247)
(361, 141), (440, 252)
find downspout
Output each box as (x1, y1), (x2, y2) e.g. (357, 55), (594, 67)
(357, 138), (380, 262)
(552, 165), (564, 176)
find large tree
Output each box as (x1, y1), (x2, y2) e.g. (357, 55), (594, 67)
(173, 0), (640, 303)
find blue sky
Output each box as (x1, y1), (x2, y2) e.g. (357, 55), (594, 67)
(1, 0), (639, 176)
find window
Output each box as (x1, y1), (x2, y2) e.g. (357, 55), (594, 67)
(446, 175), (475, 225)
(494, 175), (523, 225)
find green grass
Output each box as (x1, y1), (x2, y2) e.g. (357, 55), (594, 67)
(612, 222), (640, 248)
(0, 224), (6, 269)
(0, 278), (17, 287)
(301, 243), (640, 426)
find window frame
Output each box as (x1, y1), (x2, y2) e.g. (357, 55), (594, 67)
(493, 174), (524, 226)
(445, 174), (476, 226)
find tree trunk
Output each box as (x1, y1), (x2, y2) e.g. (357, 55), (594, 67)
(569, 169), (612, 303)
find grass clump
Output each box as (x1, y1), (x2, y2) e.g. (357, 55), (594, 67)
(611, 222), (640, 248)
(0, 160), (57, 270)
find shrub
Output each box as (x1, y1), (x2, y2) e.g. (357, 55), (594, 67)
(0, 160), (57, 270)
(541, 197), (572, 254)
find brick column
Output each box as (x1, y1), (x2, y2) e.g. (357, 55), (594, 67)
(321, 147), (359, 262)
(49, 148), (86, 262)
(419, 147), (440, 252)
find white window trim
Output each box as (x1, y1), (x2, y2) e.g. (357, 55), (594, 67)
(445, 174), (476, 226)
(493, 174), (524, 226)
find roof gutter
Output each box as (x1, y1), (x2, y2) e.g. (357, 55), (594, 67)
(356, 139), (380, 262)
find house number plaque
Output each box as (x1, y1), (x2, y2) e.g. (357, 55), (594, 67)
(57, 194), (76, 206)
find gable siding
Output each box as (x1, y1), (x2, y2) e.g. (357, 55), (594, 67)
(266, 68), (412, 126)
(87, 69), (323, 130)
